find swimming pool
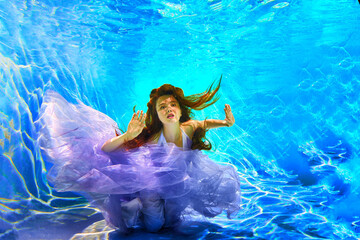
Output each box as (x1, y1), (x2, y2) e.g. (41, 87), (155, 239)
(1, 0), (360, 239)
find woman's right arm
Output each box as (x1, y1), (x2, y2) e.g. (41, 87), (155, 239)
(101, 132), (134, 152)
(101, 110), (146, 152)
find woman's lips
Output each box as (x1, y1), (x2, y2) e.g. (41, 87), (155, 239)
(167, 113), (174, 119)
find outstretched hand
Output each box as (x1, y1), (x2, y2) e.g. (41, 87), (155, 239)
(224, 104), (235, 127)
(127, 110), (146, 139)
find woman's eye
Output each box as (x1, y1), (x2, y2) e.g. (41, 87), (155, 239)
(171, 103), (176, 106)
(160, 106), (165, 109)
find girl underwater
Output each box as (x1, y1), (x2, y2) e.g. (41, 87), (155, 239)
(37, 79), (241, 233)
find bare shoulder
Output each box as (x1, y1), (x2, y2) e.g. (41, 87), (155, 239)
(181, 120), (202, 139)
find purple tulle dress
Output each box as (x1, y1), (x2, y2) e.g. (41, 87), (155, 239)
(37, 91), (241, 232)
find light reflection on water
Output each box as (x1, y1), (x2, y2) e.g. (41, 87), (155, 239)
(1, 0), (360, 239)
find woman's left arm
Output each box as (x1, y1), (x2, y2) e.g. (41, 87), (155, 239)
(197, 104), (235, 129)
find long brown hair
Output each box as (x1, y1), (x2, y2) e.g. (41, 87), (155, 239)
(122, 76), (222, 150)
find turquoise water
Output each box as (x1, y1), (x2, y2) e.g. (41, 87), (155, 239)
(1, 0), (360, 239)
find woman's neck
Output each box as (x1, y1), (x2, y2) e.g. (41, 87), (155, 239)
(163, 123), (182, 143)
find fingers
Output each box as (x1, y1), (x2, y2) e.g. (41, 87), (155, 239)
(141, 113), (146, 126)
(132, 110), (146, 123)
(140, 112), (146, 124)
(133, 110), (140, 119)
(224, 104), (231, 112)
(132, 110), (141, 118)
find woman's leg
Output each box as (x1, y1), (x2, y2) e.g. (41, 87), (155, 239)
(140, 191), (165, 232)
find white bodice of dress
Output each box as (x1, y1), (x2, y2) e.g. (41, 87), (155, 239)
(157, 127), (192, 150)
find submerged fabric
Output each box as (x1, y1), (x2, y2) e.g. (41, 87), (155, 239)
(37, 91), (241, 231)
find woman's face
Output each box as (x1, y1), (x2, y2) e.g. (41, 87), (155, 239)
(156, 95), (182, 125)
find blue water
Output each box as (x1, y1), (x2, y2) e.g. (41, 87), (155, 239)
(1, 0), (360, 239)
